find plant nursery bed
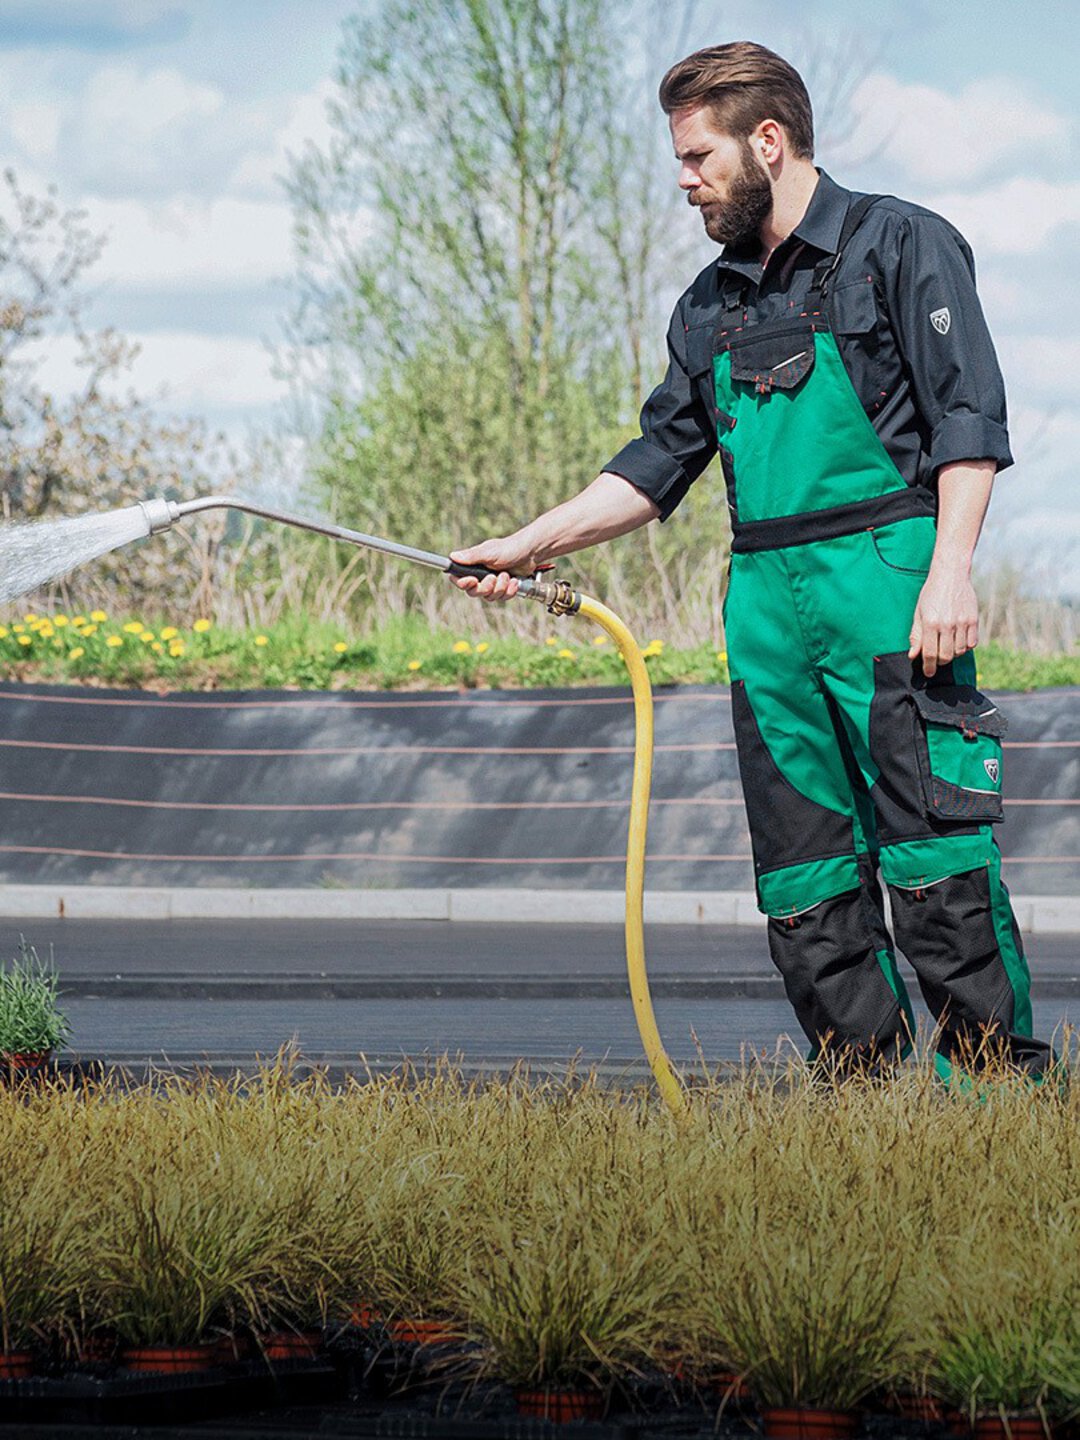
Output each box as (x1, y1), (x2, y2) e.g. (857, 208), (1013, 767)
(0, 1401), (965, 1440)
(0, 1355), (342, 1427)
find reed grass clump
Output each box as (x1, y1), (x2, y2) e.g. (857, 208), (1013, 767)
(0, 1044), (1078, 1413)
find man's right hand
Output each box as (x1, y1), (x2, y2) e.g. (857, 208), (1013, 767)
(448, 536), (539, 602)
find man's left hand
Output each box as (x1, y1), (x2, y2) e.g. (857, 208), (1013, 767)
(908, 567), (979, 679)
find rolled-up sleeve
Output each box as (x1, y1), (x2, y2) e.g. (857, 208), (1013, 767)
(888, 213), (1013, 474)
(603, 303), (717, 520)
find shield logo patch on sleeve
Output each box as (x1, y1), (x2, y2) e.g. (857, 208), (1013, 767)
(930, 307), (951, 334)
(984, 758), (1000, 784)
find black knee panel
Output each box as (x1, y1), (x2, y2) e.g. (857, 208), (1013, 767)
(767, 886), (907, 1059)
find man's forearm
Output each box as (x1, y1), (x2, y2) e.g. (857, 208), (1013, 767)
(908, 458), (995, 676)
(931, 460), (995, 574)
(515, 472), (660, 565)
(448, 472), (659, 600)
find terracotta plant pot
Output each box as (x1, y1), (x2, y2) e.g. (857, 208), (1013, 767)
(387, 1317), (458, 1347)
(1, 1050), (51, 1078)
(710, 1368), (754, 1403)
(973, 1417), (1049, 1440)
(260, 1329), (322, 1361)
(759, 1405), (859, 1440)
(514, 1387), (604, 1422)
(122, 1343), (217, 1374)
(0, 1350), (33, 1379)
(213, 1331), (255, 1364)
(80, 1331), (120, 1364)
(348, 1301), (383, 1330)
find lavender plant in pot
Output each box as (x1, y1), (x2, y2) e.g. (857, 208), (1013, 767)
(0, 938), (70, 1077)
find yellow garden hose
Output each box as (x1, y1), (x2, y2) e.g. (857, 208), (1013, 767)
(575, 594), (687, 1115)
(136, 498), (687, 1112)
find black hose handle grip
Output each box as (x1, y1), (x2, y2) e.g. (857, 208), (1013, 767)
(446, 560), (503, 581)
(446, 561), (554, 582)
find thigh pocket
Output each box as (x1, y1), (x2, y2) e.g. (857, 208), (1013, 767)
(911, 685), (1007, 823)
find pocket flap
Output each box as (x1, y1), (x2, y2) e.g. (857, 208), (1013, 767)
(828, 278), (878, 336)
(912, 685), (1008, 739)
(727, 328), (816, 393)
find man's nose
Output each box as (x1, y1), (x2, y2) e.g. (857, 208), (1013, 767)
(677, 163), (698, 191)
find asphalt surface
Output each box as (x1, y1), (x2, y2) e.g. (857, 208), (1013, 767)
(4, 916), (1079, 1076)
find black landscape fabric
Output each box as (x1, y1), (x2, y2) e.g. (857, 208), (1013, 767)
(0, 682), (1075, 893)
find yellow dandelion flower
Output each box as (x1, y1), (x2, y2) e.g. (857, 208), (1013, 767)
(545, 636), (558, 647)
(54, 614), (69, 627)
(90, 609), (107, 623)
(452, 640), (471, 654)
(254, 635), (269, 647)
(333, 642), (348, 654)
(38, 624), (54, 639)
(122, 621), (143, 634)
(592, 635), (608, 646)
(69, 646), (85, 661)
(557, 648), (576, 660)
(151, 642), (164, 654)
(23, 612), (37, 623)
(73, 615), (86, 627)
(139, 631), (154, 643)
(0, 627), (7, 639)
(106, 635), (123, 648)
(12, 624), (24, 634)
(717, 650), (728, 662)
(169, 644), (185, 658)
(193, 618), (211, 633)
(80, 625), (98, 637)
(160, 626), (179, 641)
(475, 641), (489, 654)
(407, 660), (422, 671)
(18, 635), (31, 647)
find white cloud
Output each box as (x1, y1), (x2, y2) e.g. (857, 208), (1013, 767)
(230, 79), (337, 201)
(849, 72), (1067, 186)
(924, 176), (1080, 257)
(999, 335), (1080, 402)
(29, 328), (284, 413)
(81, 194), (294, 289)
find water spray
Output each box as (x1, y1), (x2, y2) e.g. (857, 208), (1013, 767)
(1, 495), (686, 1113)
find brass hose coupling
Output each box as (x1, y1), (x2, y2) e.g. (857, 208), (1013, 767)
(523, 577), (581, 615)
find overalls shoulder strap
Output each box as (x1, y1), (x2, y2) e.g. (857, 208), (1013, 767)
(807, 193), (886, 308)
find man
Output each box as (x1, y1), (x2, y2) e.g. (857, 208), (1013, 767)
(450, 42), (1050, 1078)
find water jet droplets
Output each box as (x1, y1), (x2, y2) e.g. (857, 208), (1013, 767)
(0, 506), (151, 606)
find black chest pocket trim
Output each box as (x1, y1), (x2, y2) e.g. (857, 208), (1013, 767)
(828, 277), (879, 336)
(725, 323), (817, 394)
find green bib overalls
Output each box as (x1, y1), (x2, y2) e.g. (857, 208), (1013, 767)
(714, 196), (1049, 1076)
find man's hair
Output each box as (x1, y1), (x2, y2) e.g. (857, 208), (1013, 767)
(658, 42), (815, 160)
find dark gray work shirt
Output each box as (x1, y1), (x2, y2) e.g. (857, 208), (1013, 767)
(605, 169), (1013, 521)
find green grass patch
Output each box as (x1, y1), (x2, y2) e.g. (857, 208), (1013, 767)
(0, 608), (1076, 690)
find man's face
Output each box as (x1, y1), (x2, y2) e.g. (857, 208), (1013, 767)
(670, 105), (773, 249)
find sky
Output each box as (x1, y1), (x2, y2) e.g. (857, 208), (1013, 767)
(1, 0), (1078, 593)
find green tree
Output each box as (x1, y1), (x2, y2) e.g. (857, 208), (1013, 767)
(287, 0), (733, 639)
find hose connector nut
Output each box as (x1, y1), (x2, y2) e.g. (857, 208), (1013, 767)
(139, 497), (181, 535)
(545, 579), (580, 616)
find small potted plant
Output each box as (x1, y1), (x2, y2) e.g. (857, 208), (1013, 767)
(0, 938), (71, 1077)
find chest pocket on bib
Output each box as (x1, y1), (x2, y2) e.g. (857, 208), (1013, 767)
(685, 324), (735, 432)
(828, 277), (886, 404)
(724, 323), (817, 395)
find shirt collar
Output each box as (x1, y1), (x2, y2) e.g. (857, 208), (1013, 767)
(714, 168), (852, 282)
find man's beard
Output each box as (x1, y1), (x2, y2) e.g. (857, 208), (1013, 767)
(691, 143), (773, 248)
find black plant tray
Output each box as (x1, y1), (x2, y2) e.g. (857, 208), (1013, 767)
(0, 1354), (342, 1426)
